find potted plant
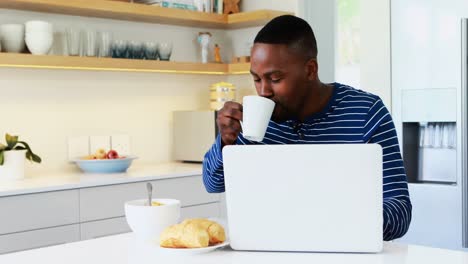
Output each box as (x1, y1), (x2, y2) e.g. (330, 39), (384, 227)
(0, 133), (41, 180)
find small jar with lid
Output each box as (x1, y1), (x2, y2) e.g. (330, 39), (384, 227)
(210, 82), (236, 110)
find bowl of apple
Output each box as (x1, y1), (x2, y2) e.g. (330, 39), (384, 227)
(74, 149), (137, 173)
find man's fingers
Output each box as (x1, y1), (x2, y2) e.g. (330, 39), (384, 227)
(218, 118), (241, 132)
(217, 102), (244, 146)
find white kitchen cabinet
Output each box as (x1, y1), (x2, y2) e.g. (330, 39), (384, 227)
(80, 203), (221, 240)
(79, 175), (219, 222)
(80, 217), (130, 240)
(79, 181), (145, 222)
(0, 172), (218, 253)
(181, 202), (220, 220)
(154, 176), (220, 207)
(218, 193), (227, 219)
(0, 190), (79, 235)
(0, 224), (80, 254)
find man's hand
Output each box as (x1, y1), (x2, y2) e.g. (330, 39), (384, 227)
(217, 101), (243, 146)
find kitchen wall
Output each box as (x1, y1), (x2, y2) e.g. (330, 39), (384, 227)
(0, 1), (297, 174)
(241, 0), (298, 14)
(360, 0), (391, 108)
(0, 0), (392, 174)
(227, 0), (300, 99)
(0, 9), (228, 173)
(231, 0), (393, 109)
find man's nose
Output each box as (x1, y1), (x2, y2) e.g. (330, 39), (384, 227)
(258, 81), (273, 98)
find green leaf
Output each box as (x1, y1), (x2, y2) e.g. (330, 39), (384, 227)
(14, 146), (26, 150)
(31, 153), (42, 163)
(25, 151), (32, 161)
(5, 133), (18, 149)
(17, 141), (41, 164)
(0, 143), (6, 151)
(0, 150), (4, 166)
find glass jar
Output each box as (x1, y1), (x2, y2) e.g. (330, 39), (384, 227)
(210, 82), (236, 110)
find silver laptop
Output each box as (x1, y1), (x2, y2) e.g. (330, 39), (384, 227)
(223, 144), (383, 253)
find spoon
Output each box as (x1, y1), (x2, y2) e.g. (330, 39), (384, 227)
(146, 182), (153, 206)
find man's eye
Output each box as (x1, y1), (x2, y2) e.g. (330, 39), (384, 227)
(271, 79), (282, 83)
(253, 79), (261, 83)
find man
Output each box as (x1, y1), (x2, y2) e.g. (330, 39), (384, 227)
(203, 15), (411, 241)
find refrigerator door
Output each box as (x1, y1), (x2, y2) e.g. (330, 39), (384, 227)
(462, 18), (468, 248)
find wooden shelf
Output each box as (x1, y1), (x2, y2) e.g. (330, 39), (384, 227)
(0, 53), (251, 75)
(227, 10), (293, 29)
(228, 63), (250, 74)
(0, 0), (292, 29)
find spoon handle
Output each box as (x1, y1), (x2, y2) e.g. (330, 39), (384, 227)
(146, 182), (153, 206)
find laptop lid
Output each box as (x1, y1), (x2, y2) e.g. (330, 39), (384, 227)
(223, 144), (383, 253)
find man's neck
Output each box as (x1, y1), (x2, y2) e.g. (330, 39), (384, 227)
(297, 82), (334, 121)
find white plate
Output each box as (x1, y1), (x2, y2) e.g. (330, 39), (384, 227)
(158, 241), (230, 255)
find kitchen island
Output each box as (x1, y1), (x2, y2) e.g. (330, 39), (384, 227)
(0, 232), (467, 264)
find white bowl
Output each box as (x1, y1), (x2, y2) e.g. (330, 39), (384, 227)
(25, 33), (53, 55)
(25, 20), (53, 33)
(125, 198), (180, 241)
(0, 24), (25, 53)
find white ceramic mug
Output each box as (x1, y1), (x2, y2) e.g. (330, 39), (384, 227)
(241, 96), (275, 142)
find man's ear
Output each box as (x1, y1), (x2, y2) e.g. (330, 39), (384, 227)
(305, 58), (319, 81)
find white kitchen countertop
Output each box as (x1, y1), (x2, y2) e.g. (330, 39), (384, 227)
(0, 162), (202, 197)
(0, 232), (467, 264)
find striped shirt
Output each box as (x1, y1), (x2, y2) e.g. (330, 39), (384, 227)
(203, 83), (412, 241)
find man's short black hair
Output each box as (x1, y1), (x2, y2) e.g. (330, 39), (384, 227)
(254, 15), (318, 60)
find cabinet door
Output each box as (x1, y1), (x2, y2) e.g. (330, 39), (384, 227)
(0, 224), (80, 254)
(79, 175), (219, 222)
(181, 202), (220, 220)
(154, 176), (219, 207)
(80, 181), (144, 222)
(80, 217), (130, 240)
(0, 190), (79, 235)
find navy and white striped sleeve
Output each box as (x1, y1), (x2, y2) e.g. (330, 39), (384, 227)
(202, 134), (226, 193)
(365, 98), (412, 241)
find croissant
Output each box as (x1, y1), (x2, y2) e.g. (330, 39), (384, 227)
(160, 218), (226, 248)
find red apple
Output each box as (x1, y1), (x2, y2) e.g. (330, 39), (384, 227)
(106, 150), (119, 159)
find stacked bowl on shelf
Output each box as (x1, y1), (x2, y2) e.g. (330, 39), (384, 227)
(25, 21), (53, 55)
(0, 20), (53, 55)
(0, 24), (25, 53)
